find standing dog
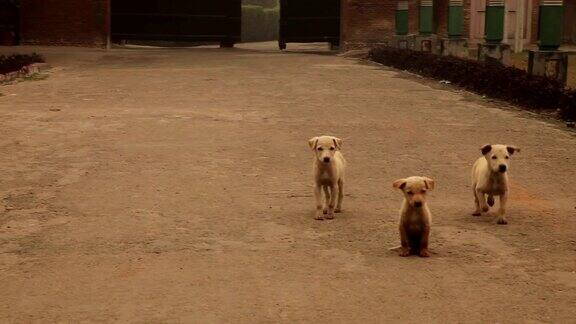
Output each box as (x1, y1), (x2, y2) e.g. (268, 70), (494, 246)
(471, 144), (520, 224)
(308, 136), (345, 220)
(393, 176), (435, 257)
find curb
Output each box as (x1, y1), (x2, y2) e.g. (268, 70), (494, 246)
(0, 63), (49, 84)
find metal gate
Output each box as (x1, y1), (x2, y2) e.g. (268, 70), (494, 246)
(111, 0), (241, 47)
(0, 1), (19, 45)
(279, 0), (340, 50)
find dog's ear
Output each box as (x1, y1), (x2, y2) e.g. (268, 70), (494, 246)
(506, 146), (520, 155)
(393, 179), (407, 190)
(480, 144), (492, 155)
(308, 137), (318, 150)
(332, 137), (343, 150)
(423, 177), (435, 190)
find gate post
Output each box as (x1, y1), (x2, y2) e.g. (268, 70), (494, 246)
(478, 0), (510, 64)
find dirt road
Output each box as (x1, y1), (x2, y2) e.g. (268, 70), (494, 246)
(1, 43), (575, 322)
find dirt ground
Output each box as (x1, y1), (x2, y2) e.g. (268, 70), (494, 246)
(1, 42), (576, 323)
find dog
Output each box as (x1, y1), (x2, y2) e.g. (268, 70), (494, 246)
(471, 144), (520, 224)
(392, 176), (435, 257)
(308, 136), (345, 220)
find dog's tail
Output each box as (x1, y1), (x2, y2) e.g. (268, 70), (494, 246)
(487, 195), (495, 207)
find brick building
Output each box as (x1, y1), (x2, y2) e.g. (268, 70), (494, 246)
(342, 0), (575, 50)
(6, 0), (576, 49)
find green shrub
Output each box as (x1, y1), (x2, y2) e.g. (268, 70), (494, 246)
(0, 53), (44, 75)
(369, 46), (576, 121)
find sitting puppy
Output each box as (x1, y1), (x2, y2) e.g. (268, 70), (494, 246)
(308, 136), (346, 220)
(471, 144), (520, 224)
(393, 176), (435, 257)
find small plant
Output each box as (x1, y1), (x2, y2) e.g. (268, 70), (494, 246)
(0, 53), (44, 75)
(369, 46), (576, 121)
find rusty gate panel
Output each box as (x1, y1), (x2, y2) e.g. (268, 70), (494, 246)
(112, 0), (241, 46)
(279, 0), (340, 50)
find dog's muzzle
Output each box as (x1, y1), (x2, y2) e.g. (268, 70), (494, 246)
(323, 157), (331, 163)
(414, 201), (422, 208)
(498, 165), (507, 173)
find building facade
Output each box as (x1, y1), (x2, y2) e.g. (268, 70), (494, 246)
(342, 0), (575, 50)
(8, 0), (576, 49)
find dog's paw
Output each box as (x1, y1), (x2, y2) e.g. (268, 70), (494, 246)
(496, 218), (508, 225)
(323, 209), (328, 215)
(398, 248), (411, 257)
(482, 206), (490, 212)
(315, 214), (324, 221)
(325, 212), (335, 220)
(334, 208), (342, 213)
(487, 196), (495, 207)
(472, 211), (482, 216)
(419, 249), (430, 258)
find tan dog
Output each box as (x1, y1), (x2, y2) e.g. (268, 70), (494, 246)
(308, 136), (346, 220)
(471, 144), (520, 224)
(393, 176), (435, 257)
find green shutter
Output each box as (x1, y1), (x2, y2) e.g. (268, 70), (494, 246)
(448, 0), (464, 37)
(539, 1), (564, 50)
(419, 0), (433, 35)
(485, 0), (505, 43)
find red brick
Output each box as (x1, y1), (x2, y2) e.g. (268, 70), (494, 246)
(20, 0), (109, 47)
(341, 0), (398, 49)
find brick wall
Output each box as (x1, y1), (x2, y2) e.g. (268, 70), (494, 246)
(408, 0), (419, 34)
(20, 0), (110, 47)
(530, 0), (540, 44)
(341, 0), (398, 49)
(564, 0), (576, 44)
(341, 0), (474, 50)
(463, 0), (471, 39)
(434, 0), (448, 36)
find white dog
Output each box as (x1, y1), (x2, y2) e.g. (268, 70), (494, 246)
(392, 176), (435, 257)
(471, 144), (520, 224)
(308, 136), (346, 220)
